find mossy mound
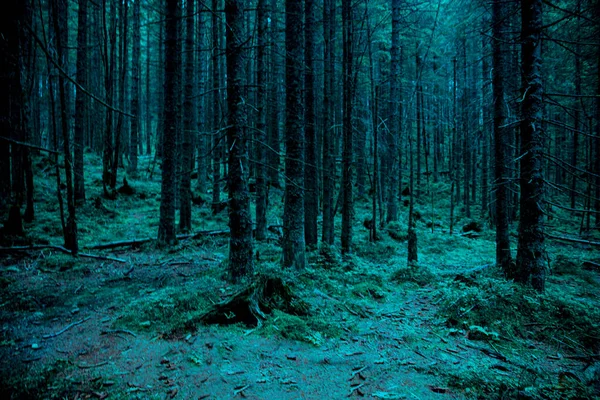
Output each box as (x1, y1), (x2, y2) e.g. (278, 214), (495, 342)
(261, 309), (341, 346)
(435, 273), (600, 352)
(391, 264), (437, 287)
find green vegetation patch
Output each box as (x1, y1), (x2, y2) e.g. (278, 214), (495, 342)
(391, 263), (437, 287)
(435, 273), (600, 352)
(116, 285), (213, 334)
(261, 309), (342, 346)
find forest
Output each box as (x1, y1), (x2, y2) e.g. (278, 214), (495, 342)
(1, 0), (599, 398)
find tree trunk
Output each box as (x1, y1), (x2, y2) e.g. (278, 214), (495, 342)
(387, 0), (401, 223)
(52, 0), (78, 254)
(341, 0), (354, 256)
(129, 0), (140, 174)
(179, 0), (195, 233)
(225, 0), (254, 281)
(492, 0), (514, 277)
(74, 0), (88, 202)
(516, 0), (545, 292)
(211, 0), (222, 213)
(304, 0), (318, 247)
(157, 0), (180, 246)
(255, 0), (268, 241)
(283, 0), (306, 269)
(321, 0), (335, 245)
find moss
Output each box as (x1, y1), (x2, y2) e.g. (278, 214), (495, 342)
(115, 285), (213, 334)
(352, 282), (386, 300)
(261, 310), (341, 345)
(391, 264), (436, 287)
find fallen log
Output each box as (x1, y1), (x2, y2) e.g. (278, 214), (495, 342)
(546, 234), (600, 247)
(86, 229), (231, 250)
(0, 245), (127, 263)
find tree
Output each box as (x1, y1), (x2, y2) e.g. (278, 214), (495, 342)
(211, 0), (222, 213)
(492, 0), (514, 277)
(74, 0), (88, 202)
(387, 0), (401, 224)
(283, 0), (306, 269)
(179, 0), (195, 233)
(341, 0), (354, 256)
(52, 0), (78, 254)
(516, 0), (545, 292)
(129, 0), (141, 174)
(225, 0), (254, 281)
(304, 0), (318, 247)
(322, 0), (335, 245)
(157, 0), (180, 246)
(255, 0), (268, 241)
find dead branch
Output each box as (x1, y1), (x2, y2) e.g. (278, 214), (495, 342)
(546, 234), (600, 247)
(0, 245), (126, 263)
(43, 316), (91, 339)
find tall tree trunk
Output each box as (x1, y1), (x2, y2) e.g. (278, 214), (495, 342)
(322, 0), (335, 245)
(74, 0), (88, 202)
(112, 0), (128, 189)
(304, 0), (318, 247)
(157, 0), (180, 246)
(492, 0), (514, 276)
(129, 0), (141, 173)
(516, 0), (545, 292)
(226, 0), (254, 281)
(52, 0), (78, 254)
(341, 0), (354, 256)
(255, 0), (268, 240)
(211, 0), (222, 212)
(387, 0), (401, 223)
(267, 0), (281, 189)
(283, 0), (306, 269)
(179, 0), (195, 233)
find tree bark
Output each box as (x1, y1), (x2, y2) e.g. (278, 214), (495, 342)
(304, 0), (318, 247)
(157, 0), (180, 246)
(492, 0), (514, 277)
(226, 0), (254, 281)
(129, 0), (140, 174)
(179, 0), (195, 233)
(321, 0), (335, 245)
(283, 0), (306, 269)
(74, 0), (88, 202)
(341, 0), (354, 256)
(516, 0), (545, 292)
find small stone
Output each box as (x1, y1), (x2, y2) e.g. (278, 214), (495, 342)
(71, 308), (80, 314)
(140, 321), (151, 327)
(31, 343), (40, 350)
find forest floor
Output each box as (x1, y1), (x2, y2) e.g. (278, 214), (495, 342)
(1, 154), (600, 399)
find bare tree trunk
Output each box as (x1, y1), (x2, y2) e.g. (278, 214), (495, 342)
(129, 0), (140, 174)
(387, 0), (401, 223)
(341, 0), (354, 256)
(492, 0), (514, 276)
(211, 0), (222, 213)
(179, 0), (195, 233)
(52, 0), (78, 254)
(304, 0), (318, 248)
(255, 0), (268, 241)
(283, 0), (306, 269)
(74, 0), (88, 201)
(157, 0), (180, 246)
(226, 0), (254, 281)
(516, 0), (545, 292)
(322, 0), (335, 245)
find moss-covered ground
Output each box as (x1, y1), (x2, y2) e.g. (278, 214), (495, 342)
(1, 155), (599, 399)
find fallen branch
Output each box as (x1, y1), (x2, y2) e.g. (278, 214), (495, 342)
(0, 245), (126, 263)
(101, 329), (137, 338)
(87, 229), (231, 250)
(0, 136), (59, 154)
(43, 316), (91, 339)
(546, 234), (600, 247)
(76, 361), (109, 369)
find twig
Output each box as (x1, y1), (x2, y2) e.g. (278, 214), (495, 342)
(350, 366), (368, 379)
(101, 329), (137, 338)
(546, 234), (600, 247)
(0, 245), (126, 263)
(233, 384), (250, 395)
(43, 316), (91, 339)
(349, 383), (365, 395)
(76, 361), (109, 369)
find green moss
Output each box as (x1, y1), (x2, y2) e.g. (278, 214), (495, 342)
(391, 264), (436, 287)
(261, 310), (341, 345)
(116, 286), (212, 334)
